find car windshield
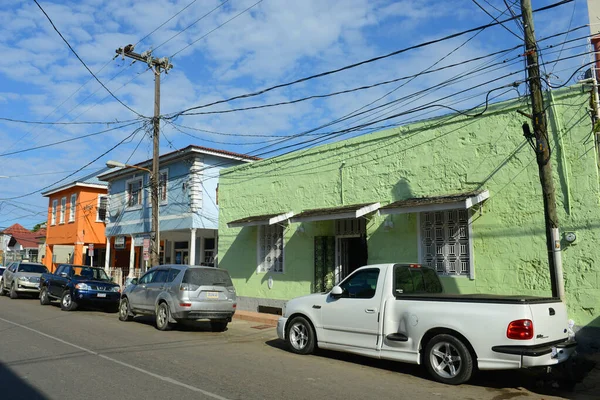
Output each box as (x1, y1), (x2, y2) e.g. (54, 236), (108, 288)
(183, 268), (233, 287)
(71, 266), (110, 281)
(18, 264), (48, 274)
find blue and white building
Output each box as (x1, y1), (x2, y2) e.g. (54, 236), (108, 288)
(98, 145), (257, 278)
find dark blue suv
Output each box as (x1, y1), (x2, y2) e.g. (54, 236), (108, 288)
(39, 264), (121, 312)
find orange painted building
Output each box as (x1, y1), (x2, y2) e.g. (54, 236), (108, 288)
(41, 169), (110, 272)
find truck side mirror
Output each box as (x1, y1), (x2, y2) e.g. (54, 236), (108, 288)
(330, 286), (343, 297)
(60, 272), (68, 278)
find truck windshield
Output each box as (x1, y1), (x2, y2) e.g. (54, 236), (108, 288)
(394, 266), (443, 295)
(18, 264), (48, 274)
(71, 266), (110, 281)
(183, 268), (233, 287)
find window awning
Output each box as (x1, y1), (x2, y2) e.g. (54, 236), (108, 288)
(290, 202), (380, 223)
(227, 211), (294, 228)
(378, 190), (489, 215)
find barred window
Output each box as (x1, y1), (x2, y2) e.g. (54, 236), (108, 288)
(158, 170), (168, 203)
(421, 209), (471, 276)
(127, 179), (142, 207)
(59, 197), (66, 224)
(258, 224), (284, 273)
(97, 195), (108, 222)
(69, 194), (77, 222)
(51, 199), (57, 225)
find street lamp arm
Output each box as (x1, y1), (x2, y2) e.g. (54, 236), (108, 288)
(106, 160), (151, 173)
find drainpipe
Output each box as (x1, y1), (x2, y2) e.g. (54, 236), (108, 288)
(547, 90), (572, 215)
(339, 161), (346, 205)
(552, 228), (566, 302)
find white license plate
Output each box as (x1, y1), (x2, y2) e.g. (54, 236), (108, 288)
(206, 292), (219, 299)
(97, 293), (107, 298)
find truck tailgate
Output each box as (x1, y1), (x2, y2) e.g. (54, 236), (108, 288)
(528, 301), (569, 345)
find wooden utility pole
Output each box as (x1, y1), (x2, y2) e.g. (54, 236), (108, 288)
(520, 0), (565, 300)
(115, 45), (172, 267)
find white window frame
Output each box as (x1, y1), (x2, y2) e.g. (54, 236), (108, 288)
(51, 199), (57, 225)
(69, 194), (77, 222)
(59, 197), (66, 224)
(417, 208), (474, 279)
(126, 177), (143, 209)
(257, 224), (284, 273)
(97, 195), (108, 222)
(158, 168), (168, 205)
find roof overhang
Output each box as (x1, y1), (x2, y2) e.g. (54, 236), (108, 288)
(227, 211), (294, 228)
(290, 202), (380, 223)
(379, 190), (489, 215)
(42, 183), (107, 197)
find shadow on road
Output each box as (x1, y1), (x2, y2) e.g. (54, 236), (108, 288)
(129, 315), (227, 332)
(0, 360), (49, 400)
(265, 338), (596, 399)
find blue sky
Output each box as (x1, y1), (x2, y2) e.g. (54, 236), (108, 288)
(0, 0), (592, 229)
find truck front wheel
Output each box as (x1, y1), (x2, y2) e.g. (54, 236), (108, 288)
(424, 334), (473, 385)
(286, 316), (316, 355)
(60, 291), (78, 311)
(40, 288), (51, 305)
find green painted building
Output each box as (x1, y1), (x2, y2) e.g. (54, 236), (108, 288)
(218, 84), (600, 341)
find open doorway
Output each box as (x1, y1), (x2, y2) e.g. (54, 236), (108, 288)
(336, 236), (368, 283)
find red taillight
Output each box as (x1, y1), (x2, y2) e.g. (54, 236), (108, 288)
(179, 303), (192, 307)
(507, 319), (534, 340)
(409, 264), (421, 268)
(233, 304), (237, 308)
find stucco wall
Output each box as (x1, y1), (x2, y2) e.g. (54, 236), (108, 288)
(218, 85), (600, 328)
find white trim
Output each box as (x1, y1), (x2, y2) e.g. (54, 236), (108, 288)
(227, 211), (294, 228)
(51, 199), (58, 225)
(59, 197), (66, 224)
(379, 190), (489, 216)
(125, 177), (143, 209)
(416, 213), (422, 264)
(106, 213), (195, 228)
(467, 210), (475, 280)
(291, 203), (380, 223)
(97, 194), (108, 222)
(158, 168), (168, 205)
(42, 183), (107, 197)
(69, 193), (76, 222)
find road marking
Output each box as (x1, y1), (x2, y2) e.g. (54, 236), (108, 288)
(0, 316), (231, 400)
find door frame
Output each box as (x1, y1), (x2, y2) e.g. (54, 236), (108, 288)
(335, 234), (361, 285)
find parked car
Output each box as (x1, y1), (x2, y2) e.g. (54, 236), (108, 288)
(0, 266), (5, 285)
(39, 264), (121, 312)
(277, 263), (576, 385)
(0, 261), (48, 299)
(119, 265), (237, 332)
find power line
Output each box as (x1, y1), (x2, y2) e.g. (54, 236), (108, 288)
(0, 121), (142, 158)
(0, 116), (140, 126)
(152, 0), (231, 52)
(33, 0), (145, 118)
(0, 124), (148, 201)
(168, 0), (573, 118)
(472, 0), (522, 39)
(170, 0), (264, 58)
(135, 0), (200, 46)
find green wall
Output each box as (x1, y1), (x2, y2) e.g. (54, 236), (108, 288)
(218, 85), (600, 328)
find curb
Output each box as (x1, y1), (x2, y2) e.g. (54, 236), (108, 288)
(233, 310), (278, 327)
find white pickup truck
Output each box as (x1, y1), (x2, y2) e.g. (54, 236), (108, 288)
(276, 263), (576, 384)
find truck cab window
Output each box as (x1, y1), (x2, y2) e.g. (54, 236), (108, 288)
(339, 269), (379, 299)
(394, 266), (443, 295)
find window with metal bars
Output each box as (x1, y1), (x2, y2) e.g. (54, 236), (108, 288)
(257, 224), (284, 273)
(420, 209), (470, 276)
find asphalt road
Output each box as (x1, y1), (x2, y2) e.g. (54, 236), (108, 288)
(0, 294), (582, 400)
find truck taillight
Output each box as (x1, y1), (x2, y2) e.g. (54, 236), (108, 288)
(507, 319), (534, 340)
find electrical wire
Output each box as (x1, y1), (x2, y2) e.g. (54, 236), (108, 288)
(168, 0), (574, 118)
(135, 0), (200, 46)
(170, 0), (264, 58)
(33, 0), (145, 118)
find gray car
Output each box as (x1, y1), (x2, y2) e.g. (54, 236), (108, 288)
(118, 265), (237, 332)
(0, 261), (49, 299)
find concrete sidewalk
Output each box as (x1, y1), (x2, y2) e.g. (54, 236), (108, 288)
(233, 310), (279, 326)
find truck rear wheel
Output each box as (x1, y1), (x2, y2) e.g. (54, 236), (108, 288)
(40, 288), (51, 305)
(424, 334), (473, 385)
(286, 316), (316, 355)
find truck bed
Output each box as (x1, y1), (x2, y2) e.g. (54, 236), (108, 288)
(396, 293), (560, 304)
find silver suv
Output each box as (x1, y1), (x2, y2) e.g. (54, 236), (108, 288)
(119, 265), (237, 331)
(0, 261), (48, 299)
